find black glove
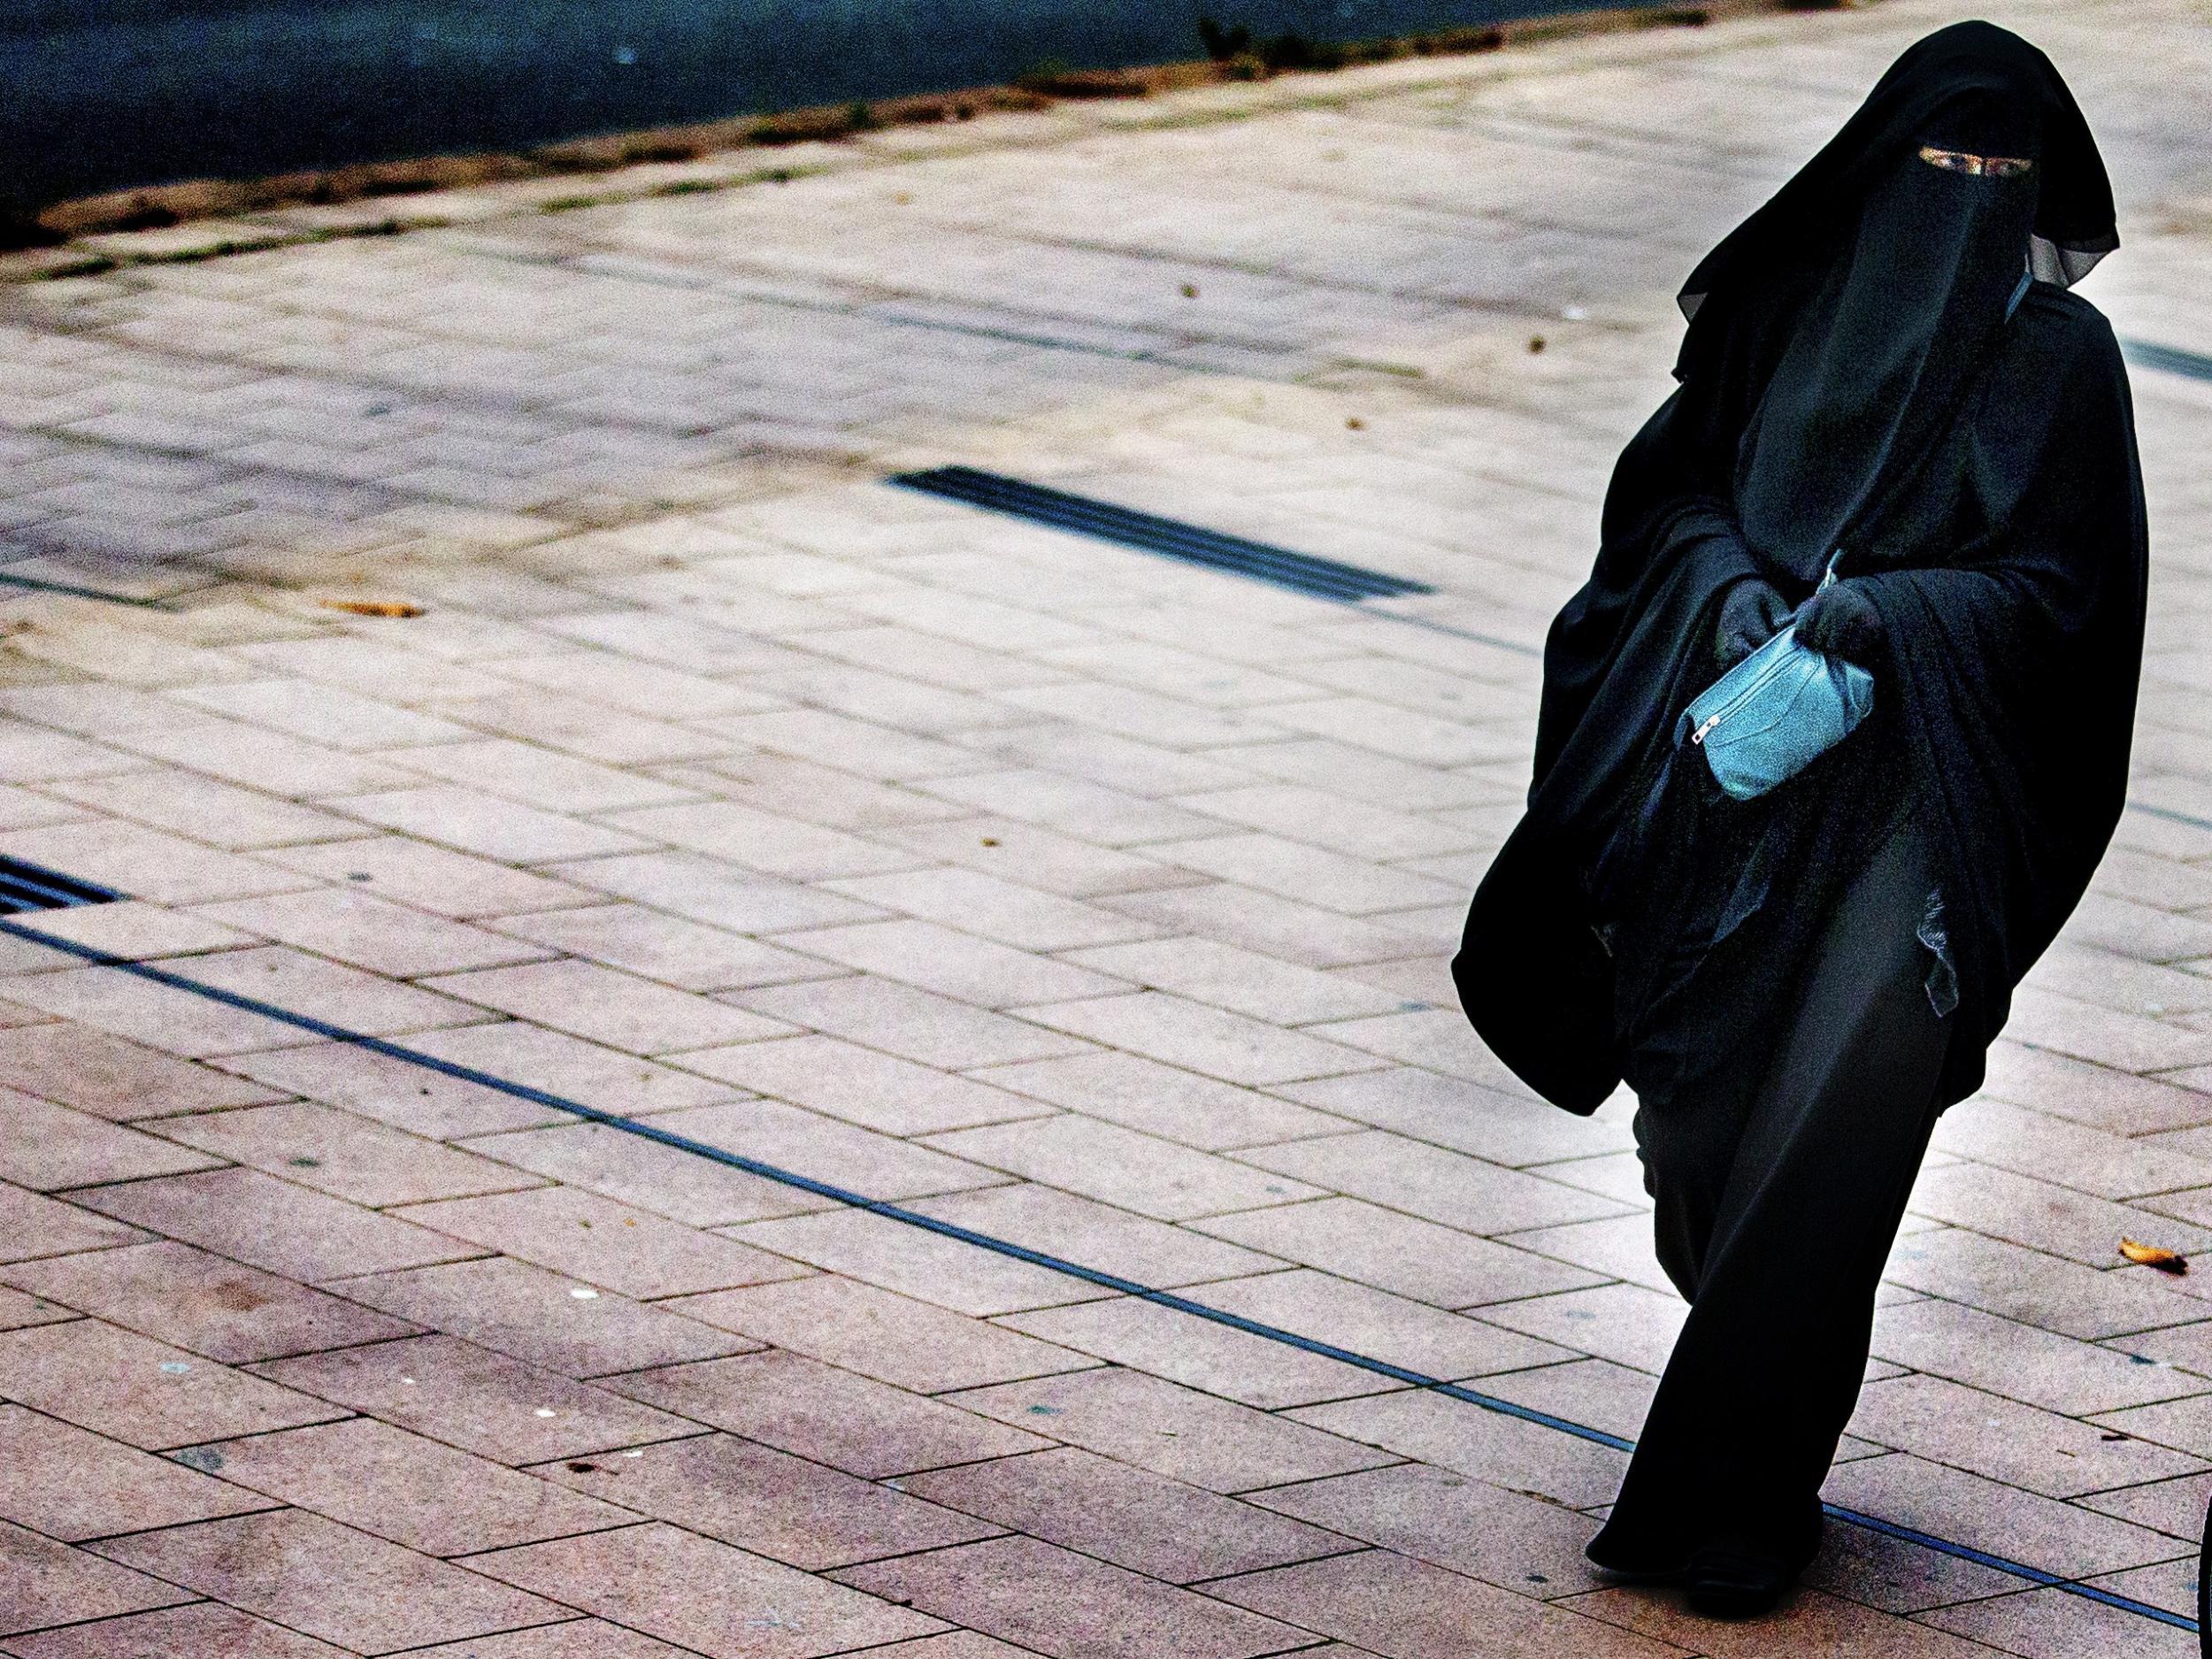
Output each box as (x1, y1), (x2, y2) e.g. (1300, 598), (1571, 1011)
(1794, 579), (1883, 666)
(1713, 578), (1791, 669)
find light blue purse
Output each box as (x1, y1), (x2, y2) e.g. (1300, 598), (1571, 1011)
(1677, 563), (1874, 801)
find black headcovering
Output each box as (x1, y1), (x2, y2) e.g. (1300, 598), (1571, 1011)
(1675, 20), (2118, 581)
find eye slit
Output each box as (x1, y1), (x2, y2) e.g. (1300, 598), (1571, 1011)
(1916, 146), (2036, 178)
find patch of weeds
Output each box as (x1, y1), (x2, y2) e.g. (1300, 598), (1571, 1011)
(344, 215), (427, 236)
(846, 100), (879, 131)
(542, 195), (610, 213)
(749, 118), (816, 146)
(622, 138), (703, 164)
(649, 179), (723, 198)
(361, 174), (441, 197)
(35, 255), (118, 280)
(1654, 5), (1712, 24)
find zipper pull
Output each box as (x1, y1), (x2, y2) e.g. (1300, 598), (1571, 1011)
(1691, 714), (1721, 746)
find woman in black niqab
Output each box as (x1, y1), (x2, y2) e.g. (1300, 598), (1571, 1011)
(1452, 22), (2145, 1617)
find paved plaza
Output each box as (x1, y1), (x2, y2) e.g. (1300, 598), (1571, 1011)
(2, 0), (2211, 1653)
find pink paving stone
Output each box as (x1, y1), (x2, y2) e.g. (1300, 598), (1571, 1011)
(468, 1521), (944, 1659)
(607, 1348), (1050, 1477)
(394, 1185), (806, 1299)
(903, 1446), (1353, 1583)
(947, 1368), (1394, 1494)
(640, 1096), (1005, 1203)
(403, 1623), (707, 1659)
(0, 1601), (356, 1658)
(832, 1534), (1311, 1659)
(0, 1180), (149, 1262)
(0, 964), (328, 1057)
(0, 1521), (192, 1640)
(376, 1020), (741, 1118)
(458, 1121), (832, 1228)
(538, 1431), (999, 1569)
(2, 1240), (418, 1363)
(1566, 1584), (2005, 1658)
(666, 1274), (1091, 1394)
(90, 1509), (569, 1655)
(724, 1207), (1102, 1318)
(1209, 1548), (1694, 1659)
(0, 1287), (72, 1333)
(151, 1101), (545, 1206)
(0, 1319), (343, 1449)
(0, 1088), (220, 1191)
(0, 1021), (280, 1119)
(253, 1333), (698, 1463)
(903, 1183), (1279, 1290)
(333, 1256), (749, 1377)
(0, 1403), (268, 1541)
(215, 1040), (570, 1139)
(66, 1166), (473, 1281)
(1288, 1390), (1628, 1511)
(423, 958), (794, 1055)
(483, 901), (833, 995)
(672, 1033), (1050, 1136)
(181, 1416), (634, 1555)
(1920, 1585), (2200, 1659)
(191, 886), (550, 979)
(1248, 1462), (1613, 1600)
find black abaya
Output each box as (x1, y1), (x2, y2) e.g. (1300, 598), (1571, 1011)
(1448, 21), (2148, 1592)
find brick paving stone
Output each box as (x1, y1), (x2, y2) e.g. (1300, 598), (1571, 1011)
(267, 837), (590, 918)
(737, 975), (1093, 1070)
(68, 1165), (472, 1281)
(0, 1289), (73, 1333)
(0, 1021), (280, 1119)
(911, 1181), (1285, 1287)
(0, 1403), (268, 1540)
(158, 943), (486, 1036)
(212, 1040), (573, 1138)
(1823, 1453), (2190, 1580)
(334, 1256), (747, 1378)
(1880, 1226), (2212, 1341)
(395, 1186), (803, 1299)
(0, 1180), (149, 1262)
(1918, 1585), (2201, 1659)
(179, 1416), (633, 1555)
(0, 1319), (343, 1449)
(1250, 1462), (1612, 1600)
(648, 1097), (1004, 1203)
(90, 1509), (568, 1655)
(0, 1521), (193, 1641)
(401, 1624), (706, 1659)
(669, 1275), (1089, 1394)
(540, 1432), (998, 1569)
(776, 918), (1129, 1009)
(974, 1050), (1341, 1149)
(1277, 1068), (1632, 1168)
(195, 887), (545, 978)
(1289, 1390), (1628, 1510)
(0, 1601), (356, 1658)
(2078, 1470), (2212, 1540)
(550, 849), (884, 935)
(924, 1116), (1320, 1221)
(254, 1333), (696, 1463)
(833, 1534), (1310, 1659)
(0, 966), (315, 1058)
(155, 1101), (544, 1207)
(470, 1521), (943, 1658)
(1013, 990), (1377, 1087)
(400, 1021), (741, 1118)
(1846, 1373), (2207, 1499)
(1244, 1131), (1630, 1237)
(1102, 882), (1428, 972)
(1207, 1548), (1689, 1659)
(1058, 937), (1404, 1025)
(1003, 1294), (1402, 1409)
(2, 1240), (418, 1363)
(1567, 1584), (1999, 1657)
(1193, 1198), (1603, 1310)
(425, 959), (792, 1054)
(462, 1121), (832, 1228)
(1868, 1297), (2205, 1417)
(485, 902), (833, 993)
(0, 1088), (221, 1191)
(679, 1033), (1049, 1136)
(1477, 1284), (1687, 1377)
(948, 1368), (1392, 1494)
(337, 786), (646, 864)
(827, 867), (1155, 952)
(608, 1348), (1048, 1476)
(904, 1447), (1351, 1583)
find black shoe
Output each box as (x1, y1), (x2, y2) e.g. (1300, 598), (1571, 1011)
(1683, 1546), (1794, 1617)
(1583, 1526), (1686, 1584)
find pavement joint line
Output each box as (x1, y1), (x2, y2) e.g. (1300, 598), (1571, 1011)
(0, 910), (2195, 1633)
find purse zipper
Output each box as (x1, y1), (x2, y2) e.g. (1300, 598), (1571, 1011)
(1693, 550), (1847, 748)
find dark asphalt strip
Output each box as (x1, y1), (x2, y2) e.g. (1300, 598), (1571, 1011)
(0, 914), (2195, 1633)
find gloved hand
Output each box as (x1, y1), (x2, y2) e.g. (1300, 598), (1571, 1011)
(1794, 579), (1883, 666)
(1713, 578), (1791, 669)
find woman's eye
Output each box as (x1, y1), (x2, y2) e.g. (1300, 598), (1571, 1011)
(1917, 146), (2034, 178)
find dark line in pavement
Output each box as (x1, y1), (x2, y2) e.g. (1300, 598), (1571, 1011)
(0, 914), (2194, 1633)
(2122, 338), (2212, 385)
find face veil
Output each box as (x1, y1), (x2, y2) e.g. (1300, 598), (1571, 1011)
(1676, 21), (2118, 582)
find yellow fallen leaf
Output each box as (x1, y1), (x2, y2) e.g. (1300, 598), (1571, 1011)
(321, 599), (424, 618)
(2120, 1238), (2188, 1275)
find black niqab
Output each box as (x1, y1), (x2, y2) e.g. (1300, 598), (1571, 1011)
(1455, 22), (2147, 1118)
